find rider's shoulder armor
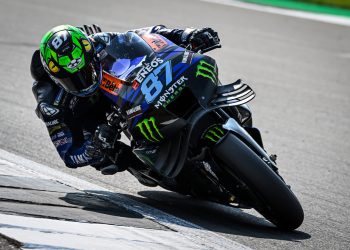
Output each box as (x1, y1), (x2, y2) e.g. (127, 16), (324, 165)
(31, 49), (66, 122)
(32, 80), (64, 122)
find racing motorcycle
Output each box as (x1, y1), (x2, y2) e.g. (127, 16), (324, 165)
(98, 31), (304, 230)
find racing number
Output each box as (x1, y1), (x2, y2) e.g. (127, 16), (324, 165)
(142, 74), (163, 103)
(51, 32), (67, 49)
(141, 61), (172, 103)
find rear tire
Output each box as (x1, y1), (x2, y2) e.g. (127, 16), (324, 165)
(213, 133), (304, 230)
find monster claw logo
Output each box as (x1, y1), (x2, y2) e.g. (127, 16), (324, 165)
(196, 60), (217, 83)
(136, 117), (164, 142)
(203, 125), (225, 143)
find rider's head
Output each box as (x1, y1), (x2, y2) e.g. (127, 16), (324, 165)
(40, 25), (101, 97)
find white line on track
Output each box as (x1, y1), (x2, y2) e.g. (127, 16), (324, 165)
(201, 0), (350, 27)
(0, 148), (251, 250)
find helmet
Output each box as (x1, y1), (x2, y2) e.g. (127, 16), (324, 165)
(40, 25), (101, 97)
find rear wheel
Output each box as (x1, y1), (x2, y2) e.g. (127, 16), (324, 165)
(213, 133), (304, 230)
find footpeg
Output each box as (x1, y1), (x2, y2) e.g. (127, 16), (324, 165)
(269, 154), (277, 163)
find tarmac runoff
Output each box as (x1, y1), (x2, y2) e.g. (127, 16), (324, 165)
(0, 149), (250, 250)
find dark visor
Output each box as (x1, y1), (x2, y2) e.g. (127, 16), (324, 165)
(55, 60), (101, 96)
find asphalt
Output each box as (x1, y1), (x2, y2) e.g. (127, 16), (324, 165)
(0, 175), (163, 229)
(0, 0), (349, 249)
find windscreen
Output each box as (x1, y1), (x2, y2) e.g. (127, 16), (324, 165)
(103, 32), (156, 82)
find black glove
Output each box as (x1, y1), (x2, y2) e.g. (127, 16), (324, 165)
(86, 124), (119, 159)
(90, 141), (130, 175)
(188, 27), (221, 52)
(92, 124), (118, 150)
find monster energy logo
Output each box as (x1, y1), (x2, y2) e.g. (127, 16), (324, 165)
(136, 117), (163, 142)
(204, 125), (225, 143)
(196, 60), (217, 83)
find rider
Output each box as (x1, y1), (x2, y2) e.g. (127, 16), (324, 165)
(30, 24), (220, 182)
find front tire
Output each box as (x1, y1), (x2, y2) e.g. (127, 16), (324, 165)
(213, 133), (304, 230)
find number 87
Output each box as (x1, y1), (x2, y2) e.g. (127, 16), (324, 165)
(141, 61), (172, 103)
(51, 32), (68, 50)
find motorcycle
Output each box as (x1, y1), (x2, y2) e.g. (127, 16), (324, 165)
(97, 31), (304, 230)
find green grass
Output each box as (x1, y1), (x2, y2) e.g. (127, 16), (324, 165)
(241, 0), (350, 17)
(300, 0), (350, 9)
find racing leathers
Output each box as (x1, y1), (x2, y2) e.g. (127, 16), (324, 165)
(31, 25), (220, 175)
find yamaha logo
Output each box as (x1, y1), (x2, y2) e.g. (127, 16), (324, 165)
(67, 58), (82, 69)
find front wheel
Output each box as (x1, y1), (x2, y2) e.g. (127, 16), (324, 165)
(213, 133), (304, 230)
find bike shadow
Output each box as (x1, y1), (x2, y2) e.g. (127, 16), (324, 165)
(132, 190), (311, 242)
(58, 192), (166, 229)
(79, 189), (310, 242)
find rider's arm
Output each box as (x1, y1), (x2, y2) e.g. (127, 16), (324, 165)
(32, 80), (104, 168)
(90, 25), (218, 53)
(31, 50), (104, 168)
(131, 25), (220, 52)
(131, 25), (194, 45)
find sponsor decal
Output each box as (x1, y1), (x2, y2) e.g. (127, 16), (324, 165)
(136, 117), (163, 142)
(202, 125), (225, 143)
(98, 49), (108, 60)
(145, 149), (157, 155)
(53, 137), (72, 148)
(67, 58), (82, 69)
(50, 131), (65, 141)
(132, 80), (140, 90)
(196, 60), (217, 83)
(154, 76), (188, 109)
(181, 51), (193, 64)
(126, 105), (142, 119)
(141, 34), (168, 52)
(203, 161), (218, 179)
(45, 119), (59, 127)
(40, 103), (60, 117)
(136, 57), (164, 83)
(100, 72), (125, 96)
(48, 124), (63, 135)
(70, 152), (91, 165)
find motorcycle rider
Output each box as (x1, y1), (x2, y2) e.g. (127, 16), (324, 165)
(30, 24), (220, 184)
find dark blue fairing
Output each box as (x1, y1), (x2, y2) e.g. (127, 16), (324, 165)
(99, 32), (218, 149)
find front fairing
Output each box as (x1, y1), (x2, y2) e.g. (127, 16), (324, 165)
(98, 32), (218, 146)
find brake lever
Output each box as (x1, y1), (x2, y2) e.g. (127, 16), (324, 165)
(183, 43), (222, 54)
(198, 44), (222, 54)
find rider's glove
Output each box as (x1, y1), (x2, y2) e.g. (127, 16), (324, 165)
(89, 141), (129, 175)
(187, 27), (220, 52)
(86, 124), (118, 159)
(92, 124), (118, 150)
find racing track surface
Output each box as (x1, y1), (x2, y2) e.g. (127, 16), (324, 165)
(0, 0), (349, 249)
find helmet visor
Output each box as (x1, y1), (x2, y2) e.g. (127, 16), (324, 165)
(54, 59), (101, 96)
